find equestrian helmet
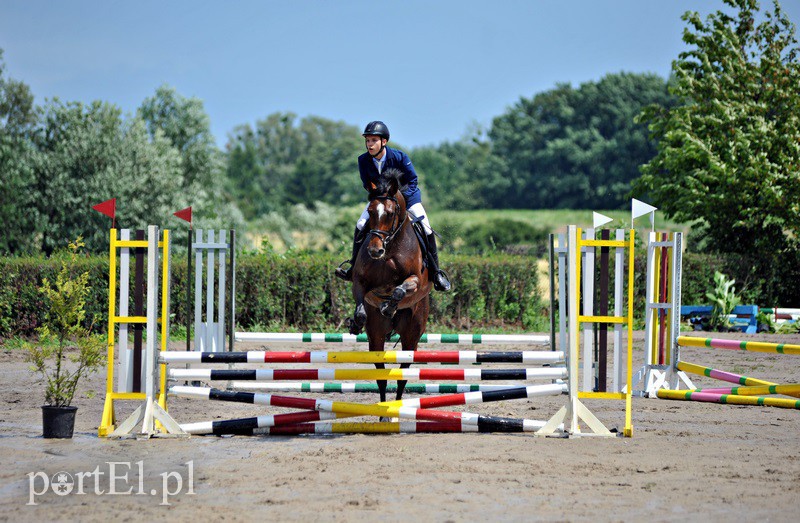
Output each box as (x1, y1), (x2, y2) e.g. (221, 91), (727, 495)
(362, 121), (390, 140)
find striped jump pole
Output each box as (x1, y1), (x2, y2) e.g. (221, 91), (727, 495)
(229, 382), (534, 393)
(675, 361), (800, 397)
(677, 361), (800, 397)
(235, 332), (550, 345)
(173, 384), (567, 435)
(677, 336), (800, 356)
(655, 389), (800, 410)
(676, 361), (776, 387)
(161, 350), (565, 365)
(167, 367), (567, 382)
(182, 415), (556, 436)
(679, 384), (800, 397)
(171, 383), (566, 411)
(181, 410), (346, 434)
(676, 361), (800, 399)
(245, 421), (525, 435)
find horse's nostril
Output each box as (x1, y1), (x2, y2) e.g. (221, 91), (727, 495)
(376, 248), (385, 257)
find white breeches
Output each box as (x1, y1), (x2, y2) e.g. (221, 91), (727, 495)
(357, 202), (432, 234)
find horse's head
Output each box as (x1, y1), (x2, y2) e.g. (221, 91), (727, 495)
(366, 168), (407, 259)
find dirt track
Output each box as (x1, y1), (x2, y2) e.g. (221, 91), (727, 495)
(1, 331), (799, 522)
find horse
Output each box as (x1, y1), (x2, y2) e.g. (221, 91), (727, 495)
(346, 167), (431, 408)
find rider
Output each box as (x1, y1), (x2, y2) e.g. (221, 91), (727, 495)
(335, 120), (452, 292)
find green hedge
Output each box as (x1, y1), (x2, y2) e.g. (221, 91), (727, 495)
(0, 255), (109, 337)
(3, 247), (795, 339)
(676, 251), (800, 307)
(630, 250), (800, 318)
(0, 253), (545, 337)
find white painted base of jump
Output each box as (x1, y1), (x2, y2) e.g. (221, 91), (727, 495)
(630, 364), (696, 397)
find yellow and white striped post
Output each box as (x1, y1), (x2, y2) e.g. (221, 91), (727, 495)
(540, 225), (634, 437)
(99, 226), (181, 438)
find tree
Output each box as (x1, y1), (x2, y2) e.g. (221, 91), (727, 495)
(138, 85), (219, 187)
(29, 99), (194, 254)
(0, 49), (39, 253)
(636, 0), (800, 302)
(636, 0), (800, 253)
(138, 85), (242, 228)
(412, 128), (508, 211)
(32, 99), (129, 254)
(225, 113), (363, 218)
(284, 116), (364, 207)
(111, 118), (186, 228)
(490, 73), (676, 209)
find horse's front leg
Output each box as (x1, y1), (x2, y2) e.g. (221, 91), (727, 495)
(347, 283), (368, 335)
(380, 275), (420, 318)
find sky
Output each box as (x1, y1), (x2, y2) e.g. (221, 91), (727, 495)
(1, 0), (799, 149)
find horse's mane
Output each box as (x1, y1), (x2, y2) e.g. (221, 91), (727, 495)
(370, 167), (408, 197)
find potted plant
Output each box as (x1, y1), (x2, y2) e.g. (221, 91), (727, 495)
(25, 238), (105, 438)
(705, 270), (741, 332)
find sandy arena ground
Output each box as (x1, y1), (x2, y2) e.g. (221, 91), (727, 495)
(1, 331), (799, 522)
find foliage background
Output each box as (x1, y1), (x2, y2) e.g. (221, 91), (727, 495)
(1, 240), (789, 339)
(2, 0), (800, 333)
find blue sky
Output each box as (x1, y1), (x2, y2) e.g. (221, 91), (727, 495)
(1, 1), (798, 149)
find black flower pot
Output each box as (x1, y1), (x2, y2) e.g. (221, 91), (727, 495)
(41, 406), (77, 438)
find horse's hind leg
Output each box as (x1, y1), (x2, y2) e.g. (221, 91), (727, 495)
(395, 364), (410, 401)
(374, 362), (387, 403)
(366, 313), (391, 420)
(394, 304), (428, 402)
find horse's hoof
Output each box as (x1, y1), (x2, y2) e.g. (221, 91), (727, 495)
(391, 286), (406, 301)
(355, 303), (366, 323)
(379, 301), (397, 318)
(345, 317), (363, 335)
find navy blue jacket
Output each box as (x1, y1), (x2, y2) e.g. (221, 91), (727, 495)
(358, 146), (422, 207)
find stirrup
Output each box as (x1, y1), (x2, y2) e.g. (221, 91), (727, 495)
(335, 260), (353, 281)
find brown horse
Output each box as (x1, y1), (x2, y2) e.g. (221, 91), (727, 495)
(346, 168), (431, 406)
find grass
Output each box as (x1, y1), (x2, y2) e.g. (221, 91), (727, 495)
(242, 206), (694, 254)
(435, 208), (692, 236)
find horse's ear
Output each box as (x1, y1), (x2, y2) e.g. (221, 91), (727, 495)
(388, 176), (399, 195)
(369, 181), (378, 192)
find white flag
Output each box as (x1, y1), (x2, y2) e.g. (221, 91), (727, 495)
(631, 198), (657, 219)
(592, 212), (613, 229)
(631, 198), (657, 230)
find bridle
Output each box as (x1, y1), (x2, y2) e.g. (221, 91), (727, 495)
(366, 195), (405, 250)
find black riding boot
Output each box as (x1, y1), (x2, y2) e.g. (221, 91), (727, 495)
(426, 233), (452, 292)
(335, 228), (365, 281)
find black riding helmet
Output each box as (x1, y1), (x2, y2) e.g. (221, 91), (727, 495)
(362, 121), (390, 140)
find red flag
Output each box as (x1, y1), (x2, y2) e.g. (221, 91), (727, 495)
(173, 206), (192, 224)
(92, 198), (116, 227)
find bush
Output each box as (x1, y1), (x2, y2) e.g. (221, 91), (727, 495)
(0, 252), (545, 337)
(0, 255), (107, 338)
(3, 243), (794, 339)
(24, 238), (105, 407)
